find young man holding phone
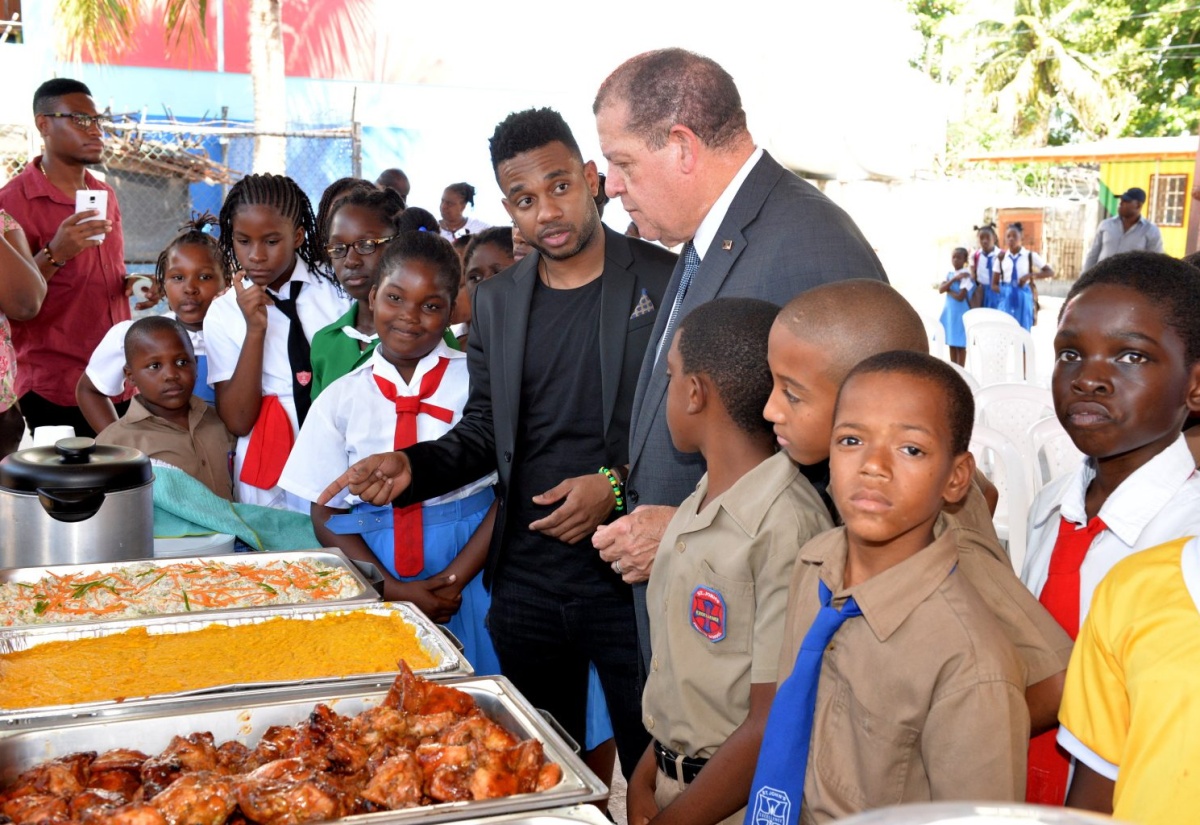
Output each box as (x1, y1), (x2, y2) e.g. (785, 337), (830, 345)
(0, 78), (145, 436)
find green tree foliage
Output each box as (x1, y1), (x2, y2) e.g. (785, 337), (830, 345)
(908, 0), (1200, 146)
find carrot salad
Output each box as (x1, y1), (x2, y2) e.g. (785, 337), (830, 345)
(0, 560), (362, 626)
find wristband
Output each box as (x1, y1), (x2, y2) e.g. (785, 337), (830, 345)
(599, 466), (625, 514)
(42, 245), (66, 268)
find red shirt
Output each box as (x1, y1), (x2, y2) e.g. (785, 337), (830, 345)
(0, 158), (131, 406)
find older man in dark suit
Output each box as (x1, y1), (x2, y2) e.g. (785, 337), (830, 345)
(321, 107), (675, 780)
(591, 49), (889, 669)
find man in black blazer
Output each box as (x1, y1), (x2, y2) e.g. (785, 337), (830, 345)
(321, 108), (674, 779)
(591, 49), (889, 669)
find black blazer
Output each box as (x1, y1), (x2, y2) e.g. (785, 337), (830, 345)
(401, 225), (675, 581)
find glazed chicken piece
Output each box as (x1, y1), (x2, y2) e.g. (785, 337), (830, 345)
(140, 735), (219, 799)
(357, 751), (422, 810)
(147, 773), (235, 825)
(469, 740), (560, 800)
(382, 661), (475, 717)
(438, 713), (518, 751)
(81, 804), (168, 825)
(232, 772), (351, 825)
(86, 751), (149, 800)
(2, 753), (96, 802)
(248, 726), (301, 767)
(69, 790), (129, 820)
(405, 712), (457, 741)
(290, 705), (368, 777)
(213, 743), (253, 777)
(349, 706), (409, 755)
(2, 793), (70, 825)
(414, 741), (474, 801)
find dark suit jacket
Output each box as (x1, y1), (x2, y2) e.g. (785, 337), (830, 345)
(401, 225), (675, 583)
(625, 150), (888, 664)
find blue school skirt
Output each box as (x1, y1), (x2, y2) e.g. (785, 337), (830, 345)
(939, 286), (973, 348)
(194, 354), (215, 405)
(325, 487), (500, 676)
(996, 282), (1034, 330)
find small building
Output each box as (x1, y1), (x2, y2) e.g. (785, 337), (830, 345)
(970, 136), (1197, 260)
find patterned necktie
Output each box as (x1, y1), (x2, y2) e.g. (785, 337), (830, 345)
(270, 281), (313, 426)
(1026, 514), (1107, 806)
(655, 241), (701, 363)
(372, 358), (454, 576)
(745, 579), (861, 825)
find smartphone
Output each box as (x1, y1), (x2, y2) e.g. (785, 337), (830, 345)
(75, 189), (108, 242)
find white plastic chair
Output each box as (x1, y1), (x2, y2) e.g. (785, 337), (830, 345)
(969, 424), (1031, 575)
(927, 320), (947, 361)
(949, 361), (980, 393)
(973, 383), (1054, 490)
(962, 307), (1018, 336)
(966, 322), (1038, 387)
(1028, 414), (1084, 492)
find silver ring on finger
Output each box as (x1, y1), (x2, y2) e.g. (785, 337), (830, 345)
(612, 560), (623, 575)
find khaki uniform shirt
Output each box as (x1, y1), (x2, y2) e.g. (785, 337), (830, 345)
(778, 517), (1029, 823)
(945, 473), (1074, 685)
(97, 395), (235, 500)
(643, 451), (833, 759)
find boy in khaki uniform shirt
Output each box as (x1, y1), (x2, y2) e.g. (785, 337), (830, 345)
(747, 352), (1028, 823)
(762, 280), (1071, 734)
(629, 299), (832, 825)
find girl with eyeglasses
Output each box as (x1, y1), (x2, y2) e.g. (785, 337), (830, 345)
(309, 186), (405, 399)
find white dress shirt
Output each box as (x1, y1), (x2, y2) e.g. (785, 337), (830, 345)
(280, 342), (495, 510)
(204, 260), (351, 510)
(1022, 434), (1200, 623)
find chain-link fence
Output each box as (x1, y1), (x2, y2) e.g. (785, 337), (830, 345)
(0, 116), (362, 268)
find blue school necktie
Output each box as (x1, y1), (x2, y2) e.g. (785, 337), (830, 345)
(655, 241), (700, 363)
(745, 579), (861, 825)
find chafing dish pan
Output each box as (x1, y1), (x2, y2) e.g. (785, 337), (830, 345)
(407, 806), (611, 825)
(0, 601), (472, 722)
(0, 676), (607, 823)
(0, 548), (382, 627)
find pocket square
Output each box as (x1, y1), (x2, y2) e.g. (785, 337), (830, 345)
(630, 288), (656, 319)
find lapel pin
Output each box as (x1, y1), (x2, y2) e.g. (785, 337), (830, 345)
(721, 239), (733, 251)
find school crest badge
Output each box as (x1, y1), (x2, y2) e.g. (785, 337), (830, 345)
(690, 586), (726, 642)
(751, 787), (791, 825)
(296, 371), (312, 387)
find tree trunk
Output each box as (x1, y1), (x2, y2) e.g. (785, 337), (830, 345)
(249, 0), (286, 173)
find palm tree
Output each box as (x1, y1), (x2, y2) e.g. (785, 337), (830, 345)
(976, 0), (1126, 143)
(54, 0), (374, 172)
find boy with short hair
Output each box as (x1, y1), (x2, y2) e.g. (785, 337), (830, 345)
(762, 279), (1073, 736)
(1021, 250), (1200, 803)
(747, 351), (1028, 823)
(96, 316), (234, 500)
(628, 298), (833, 825)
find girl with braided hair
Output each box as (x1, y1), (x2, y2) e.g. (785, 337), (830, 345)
(204, 173), (351, 510)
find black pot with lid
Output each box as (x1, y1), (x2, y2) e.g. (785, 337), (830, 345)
(0, 437), (155, 566)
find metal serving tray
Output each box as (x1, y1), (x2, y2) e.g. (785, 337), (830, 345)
(0, 676), (608, 825)
(0, 548), (382, 628)
(0, 601), (472, 723)
(416, 806), (610, 825)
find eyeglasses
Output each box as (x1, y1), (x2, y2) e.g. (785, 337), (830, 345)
(42, 112), (111, 132)
(324, 235), (396, 259)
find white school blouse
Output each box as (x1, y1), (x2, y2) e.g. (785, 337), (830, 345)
(1022, 434), (1200, 623)
(204, 260), (351, 510)
(279, 341), (495, 510)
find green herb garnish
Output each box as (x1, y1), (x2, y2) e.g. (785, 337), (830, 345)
(70, 579), (115, 599)
(259, 583), (277, 595)
(182, 590), (191, 611)
(33, 601), (48, 615)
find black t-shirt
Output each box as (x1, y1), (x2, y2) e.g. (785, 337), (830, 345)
(501, 276), (626, 599)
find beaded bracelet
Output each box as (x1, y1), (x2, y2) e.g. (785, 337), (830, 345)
(599, 466), (625, 513)
(42, 245), (66, 268)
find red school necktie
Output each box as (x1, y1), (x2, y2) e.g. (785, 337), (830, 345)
(372, 357), (454, 577)
(1026, 514), (1107, 806)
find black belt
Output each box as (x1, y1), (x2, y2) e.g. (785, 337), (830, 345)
(654, 739), (708, 784)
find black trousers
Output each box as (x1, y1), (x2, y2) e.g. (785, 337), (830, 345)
(487, 575), (649, 780)
(19, 391), (129, 439)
